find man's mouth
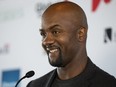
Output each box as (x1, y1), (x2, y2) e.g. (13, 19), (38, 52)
(50, 49), (58, 53)
(46, 48), (58, 53)
(46, 46), (60, 59)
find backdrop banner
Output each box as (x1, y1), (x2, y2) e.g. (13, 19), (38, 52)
(0, 0), (116, 87)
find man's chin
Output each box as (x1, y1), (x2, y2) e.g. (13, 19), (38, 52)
(49, 58), (63, 67)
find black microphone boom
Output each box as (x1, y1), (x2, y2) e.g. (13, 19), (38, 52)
(15, 70), (35, 87)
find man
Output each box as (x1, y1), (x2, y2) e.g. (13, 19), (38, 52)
(27, 1), (116, 87)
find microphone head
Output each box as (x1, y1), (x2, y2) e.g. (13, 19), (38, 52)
(25, 70), (35, 78)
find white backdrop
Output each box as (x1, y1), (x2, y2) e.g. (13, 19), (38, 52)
(0, 0), (116, 87)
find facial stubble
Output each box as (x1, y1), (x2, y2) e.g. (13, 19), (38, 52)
(48, 48), (64, 67)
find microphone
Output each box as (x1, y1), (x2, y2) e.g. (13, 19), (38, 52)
(15, 70), (35, 87)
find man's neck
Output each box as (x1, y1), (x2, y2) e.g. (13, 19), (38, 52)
(57, 56), (88, 80)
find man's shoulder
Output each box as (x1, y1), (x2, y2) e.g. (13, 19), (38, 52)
(35, 69), (55, 81)
(94, 64), (115, 80)
(86, 58), (116, 86)
(91, 64), (116, 86)
(27, 69), (56, 87)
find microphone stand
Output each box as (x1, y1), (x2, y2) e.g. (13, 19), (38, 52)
(15, 76), (26, 87)
(15, 70), (35, 87)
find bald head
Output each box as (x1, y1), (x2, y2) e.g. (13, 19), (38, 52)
(42, 1), (88, 29)
(41, 1), (88, 69)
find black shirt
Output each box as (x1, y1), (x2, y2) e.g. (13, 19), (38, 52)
(27, 58), (116, 87)
(51, 58), (116, 87)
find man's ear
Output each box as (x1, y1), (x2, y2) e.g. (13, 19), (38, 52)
(77, 27), (87, 42)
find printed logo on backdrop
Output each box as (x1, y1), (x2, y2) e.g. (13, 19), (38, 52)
(36, 2), (51, 17)
(1, 69), (20, 87)
(0, 44), (10, 55)
(92, 0), (111, 12)
(104, 28), (116, 43)
(36, 0), (67, 17)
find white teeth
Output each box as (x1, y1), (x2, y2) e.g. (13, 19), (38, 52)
(46, 48), (49, 51)
(50, 49), (58, 53)
(46, 48), (58, 53)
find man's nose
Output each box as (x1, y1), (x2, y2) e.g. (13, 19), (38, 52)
(42, 34), (54, 46)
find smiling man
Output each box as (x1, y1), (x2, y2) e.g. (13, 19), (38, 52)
(27, 1), (116, 87)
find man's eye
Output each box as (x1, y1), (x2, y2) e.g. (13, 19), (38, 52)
(40, 32), (46, 37)
(52, 31), (60, 35)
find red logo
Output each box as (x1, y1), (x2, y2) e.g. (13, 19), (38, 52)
(92, 0), (111, 12)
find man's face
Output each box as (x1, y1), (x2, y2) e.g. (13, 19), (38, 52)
(40, 10), (80, 67)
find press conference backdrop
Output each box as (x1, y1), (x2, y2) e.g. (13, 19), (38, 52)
(0, 0), (116, 87)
